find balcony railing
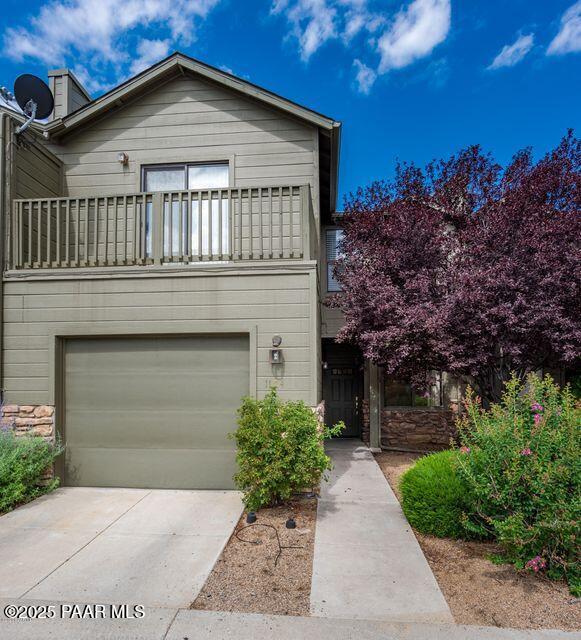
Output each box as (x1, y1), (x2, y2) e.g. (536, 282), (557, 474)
(9, 185), (315, 270)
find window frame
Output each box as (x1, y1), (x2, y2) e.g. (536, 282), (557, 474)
(141, 161), (230, 192)
(382, 372), (444, 409)
(325, 227), (344, 293)
(140, 161), (231, 260)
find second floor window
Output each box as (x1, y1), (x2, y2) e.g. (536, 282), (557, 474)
(326, 228), (344, 292)
(142, 163), (229, 257)
(143, 163), (229, 192)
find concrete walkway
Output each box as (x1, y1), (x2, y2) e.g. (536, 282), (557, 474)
(0, 487), (243, 608)
(0, 604), (577, 639)
(310, 439), (453, 623)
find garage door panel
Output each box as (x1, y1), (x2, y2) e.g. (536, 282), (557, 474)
(65, 447), (237, 490)
(64, 335), (249, 489)
(65, 409), (240, 449)
(66, 371), (247, 413)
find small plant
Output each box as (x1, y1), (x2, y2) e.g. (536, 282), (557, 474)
(0, 428), (63, 513)
(399, 450), (475, 539)
(230, 388), (344, 511)
(456, 373), (580, 594)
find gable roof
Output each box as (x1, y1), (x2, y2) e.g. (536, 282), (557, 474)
(43, 51), (342, 212)
(45, 52), (340, 135)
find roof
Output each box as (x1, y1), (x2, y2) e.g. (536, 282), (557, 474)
(42, 51), (342, 211)
(45, 52), (341, 135)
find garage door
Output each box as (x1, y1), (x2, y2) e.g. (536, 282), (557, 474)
(63, 335), (249, 489)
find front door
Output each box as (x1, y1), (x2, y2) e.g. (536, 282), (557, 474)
(323, 341), (362, 438)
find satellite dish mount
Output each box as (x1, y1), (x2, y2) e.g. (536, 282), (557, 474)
(13, 74), (54, 136)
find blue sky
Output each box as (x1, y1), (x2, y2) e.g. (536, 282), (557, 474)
(0, 0), (579, 202)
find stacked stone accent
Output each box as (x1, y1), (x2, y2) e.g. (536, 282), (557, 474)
(1, 405), (55, 440)
(362, 400), (458, 452)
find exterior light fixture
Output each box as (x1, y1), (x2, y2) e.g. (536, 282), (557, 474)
(246, 511), (257, 524)
(270, 335), (283, 364)
(117, 152), (129, 166)
(285, 518), (296, 529)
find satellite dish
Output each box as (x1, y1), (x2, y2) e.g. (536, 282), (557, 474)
(13, 74), (54, 134)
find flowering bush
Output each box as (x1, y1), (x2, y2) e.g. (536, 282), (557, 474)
(456, 374), (580, 595)
(230, 388), (344, 511)
(0, 427), (63, 513)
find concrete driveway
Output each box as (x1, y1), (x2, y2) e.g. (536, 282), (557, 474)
(0, 487), (243, 608)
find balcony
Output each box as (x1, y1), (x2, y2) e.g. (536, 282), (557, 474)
(8, 184), (317, 270)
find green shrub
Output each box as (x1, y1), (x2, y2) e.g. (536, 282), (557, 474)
(230, 388), (344, 511)
(0, 428), (63, 513)
(457, 373), (580, 593)
(400, 450), (474, 539)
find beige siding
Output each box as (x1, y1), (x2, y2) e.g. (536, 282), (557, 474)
(48, 76), (66, 121)
(69, 80), (89, 113)
(3, 269), (316, 406)
(48, 75), (317, 207)
(13, 140), (62, 199)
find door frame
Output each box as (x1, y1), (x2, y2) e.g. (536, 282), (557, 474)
(322, 339), (364, 438)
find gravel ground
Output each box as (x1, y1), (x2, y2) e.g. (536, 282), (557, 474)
(192, 497), (316, 616)
(375, 451), (581, 632)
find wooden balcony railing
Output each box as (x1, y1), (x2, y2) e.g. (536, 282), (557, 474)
(9, 184), (314, 270)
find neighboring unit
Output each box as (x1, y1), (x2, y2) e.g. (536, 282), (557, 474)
(0, 53), (458, 490)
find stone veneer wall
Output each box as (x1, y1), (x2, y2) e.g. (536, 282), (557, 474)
(1, 405), (55, 439)
(362, 400), (458, 452)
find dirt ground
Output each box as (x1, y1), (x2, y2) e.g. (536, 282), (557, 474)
(192, 497), (316, 616)
(375, 451), (581, 631)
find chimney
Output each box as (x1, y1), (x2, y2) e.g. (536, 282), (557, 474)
(47, 69), (91, 120)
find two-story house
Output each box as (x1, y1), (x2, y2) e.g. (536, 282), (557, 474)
(0, 53), (458, 490)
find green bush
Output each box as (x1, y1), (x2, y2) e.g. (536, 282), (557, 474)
(400, 450), (474, 539)
(457, 374), (580, 594)
(0, 429), (63, 513)
(230, 388), (344, 511)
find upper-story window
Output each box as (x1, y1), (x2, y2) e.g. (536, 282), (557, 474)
(142, 163), (230, 258)
(384, 373), (443, 408)
(143, 163), (229, 192)
(326, 228), (344, 292)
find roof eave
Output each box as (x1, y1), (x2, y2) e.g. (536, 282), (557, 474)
(47, 53), (339, 140)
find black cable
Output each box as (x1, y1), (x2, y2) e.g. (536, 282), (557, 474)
(234, 523), (304, 567)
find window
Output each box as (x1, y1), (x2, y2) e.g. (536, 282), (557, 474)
(384, 373), (443, 408)
(143, 163), (229, 192)
(326, 228), (344, 292)
(142, 163), (229, 258)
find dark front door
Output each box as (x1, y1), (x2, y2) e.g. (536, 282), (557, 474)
(323, 341), (362, 438)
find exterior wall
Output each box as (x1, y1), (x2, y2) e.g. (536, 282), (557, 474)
(48, 70), (91, 120)
(1, 404), (55, 439)
(46, 74), (318, 214)
(2, 267), (318, 408)
(361, 402), (458, 452)
(13, 137), (63, 199)
(363, 370), (463, 452)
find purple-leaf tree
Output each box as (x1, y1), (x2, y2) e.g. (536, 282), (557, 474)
(331, 132), (581, 404)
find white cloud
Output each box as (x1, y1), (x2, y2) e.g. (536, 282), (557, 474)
(130, 39), (171, 75)
(353, 58), (376, 94)
(377, 0), (451, 73)
(272, 0), (451, 95)
(272, 0), (338, 61)
(547, 1), (581, 56)
(487, 33), (534, 70)
(3, 0), (221, 94)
